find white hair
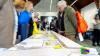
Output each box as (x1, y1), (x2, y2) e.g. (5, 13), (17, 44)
(57, 0), (67, 7)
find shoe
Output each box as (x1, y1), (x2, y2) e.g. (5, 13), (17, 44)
(92, 44), (96, 46)
(97, 44), (100, 46)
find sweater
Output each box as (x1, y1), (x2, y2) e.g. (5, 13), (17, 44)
(18, 10), (31, 24)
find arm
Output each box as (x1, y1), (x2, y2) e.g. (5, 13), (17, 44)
(65, 6), (77, 30)
(64, 6), (78, 35)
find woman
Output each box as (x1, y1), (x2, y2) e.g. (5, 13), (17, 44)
(18, 1), (33, 41)
(14, 0), (26, 43)
(32, 12), (39, 34)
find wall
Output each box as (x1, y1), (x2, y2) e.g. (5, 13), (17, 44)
(81, 2), (98, 30)
(38, 12), (57, 17)
(38, 12), (57, 23)
(33, 0), (58, 12)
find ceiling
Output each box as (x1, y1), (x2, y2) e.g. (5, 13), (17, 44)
(65, 0), (99, 10)
(28, 0), (40, 6)
(75, 0), (93, 9)
(28, 0), (99, 12)
(33, 0), (59, 12)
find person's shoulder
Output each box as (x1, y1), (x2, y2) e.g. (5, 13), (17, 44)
(67, 6), (72, 8)
(65, 6), (72, 9)
(20, 10), (29, 15)
(95, 23), (100, 26)
(64, 6), (75, 14)
(97, 23), (100, 25)
(65, 6), (75, 11)
(21, 10), (28, 13)
(19, 10), (30, 18)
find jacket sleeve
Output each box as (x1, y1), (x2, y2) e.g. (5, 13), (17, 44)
(65, 6), (77, 31)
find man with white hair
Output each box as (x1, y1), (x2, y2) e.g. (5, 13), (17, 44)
(56, 0), (77, 41)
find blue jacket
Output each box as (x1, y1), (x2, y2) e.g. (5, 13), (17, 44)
(18, 10), (31, 24)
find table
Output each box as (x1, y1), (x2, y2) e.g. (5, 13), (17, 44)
(0, 31), (99, 56)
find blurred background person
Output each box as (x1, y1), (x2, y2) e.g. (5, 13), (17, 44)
(50, 17), (58, 32)
(57, 0), (77, 41)
(14, 0), (25, 12)
(32, 12), (40, 34)
(33, 12), (39, 28)
(17, 1), (33, 41)
(14, 0), (26, 42)
(50, 19), (55, 30)
(92, 14), (100, 46)
(41, 19), (47, 31)
(0, 0), (15, 48)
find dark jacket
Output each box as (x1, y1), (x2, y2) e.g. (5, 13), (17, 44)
(98, 9), (100, 17)
(28, 18), (33, 37)
(57, 12), (65, 31)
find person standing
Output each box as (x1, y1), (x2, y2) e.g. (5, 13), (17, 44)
(92, 14), (100, 46)
(41, 19), (47, 31)
(32, 12), (39, 34)
(18, 1), (33, 41)
(50, 17), (58, 32)
(14, 0), (26, 43)
(57, 0), (77, 41)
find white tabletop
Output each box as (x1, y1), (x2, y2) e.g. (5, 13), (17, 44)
(0, 48), (99, 56)
(2, 31), (98, 56)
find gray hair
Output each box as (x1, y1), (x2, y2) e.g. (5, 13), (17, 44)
(57, 0), (67, 7)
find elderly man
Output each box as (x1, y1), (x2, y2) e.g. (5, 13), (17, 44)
(0, 0), (15, 48)
(56, 0), (77, 41)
